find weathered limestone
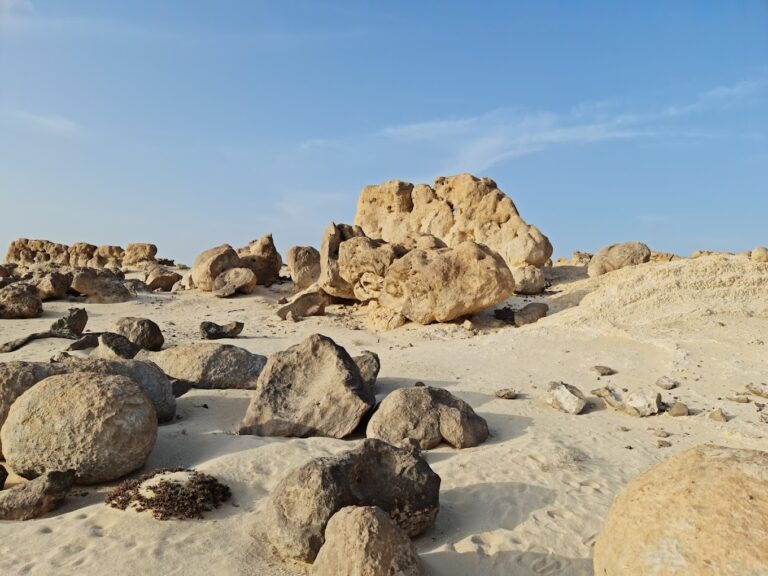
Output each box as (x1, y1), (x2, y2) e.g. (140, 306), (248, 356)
(286, 246), (321, 290)
(113, 317), (164, 351)
(587, 242), (651, 277)
(122, 243), (158, 267)
(318, 223), (366, 299)
(0, 283), (43, 319)
(354, 174), (552, 268)
(190, 244), (241, 292)
(212, 267), (257, 297)
(237, 234), (282, 286)
(546, 382), (587, 414)
(593, 445), (768, 575)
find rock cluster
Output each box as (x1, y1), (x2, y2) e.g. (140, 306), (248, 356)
(5, 238), (161, 270)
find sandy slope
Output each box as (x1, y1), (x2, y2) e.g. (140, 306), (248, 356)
(0, 255), (766, 576)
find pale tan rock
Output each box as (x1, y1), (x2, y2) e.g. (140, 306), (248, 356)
(511, 265), (546, 295)
(276, 286), (329, 320)
(87, 245), (124, 269)
(379, 241), (514, 324)
(367, 303), (408, 331)
(0, 283), (43, 319)
(366, 386), (489, 449)
(546, 382), (586, 414)
(1, 373), (157, 484)
(312, 506), (424, 576)
(113, 317), (164, 351)
(752, 246), (768, 263)
(593, 445), (768, 575)
(212, 267), (257, 297)
(286, 246), (321, 290)
(122, 243), (157, 267)
(67, 243), (97, 267)
(354, 174), (552, 268)
(318, 222), (365, 299)
(237, 234), (282, 286)
(70, 268), (131, 303)
(144, 266), (182, 292)
(4, 239), (69, 266)
(338, 236), (400, 301)
(191, 244), (241, 292)
(587, 242), (651, 277)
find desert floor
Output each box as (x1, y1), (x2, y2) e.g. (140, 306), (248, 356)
(1, 256), (766, 576)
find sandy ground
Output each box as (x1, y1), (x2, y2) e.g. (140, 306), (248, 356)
(0, 256), (766, 575)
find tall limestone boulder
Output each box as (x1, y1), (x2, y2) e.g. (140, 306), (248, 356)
(593, 445), (768, 575)
(318, 223), (366, 299)
(379, 241), (514, 324)
(286, 246), (321, 290)
(190, 244), (241, 292)
(237, 234), (282, 286)
(354, 174), (552, 268)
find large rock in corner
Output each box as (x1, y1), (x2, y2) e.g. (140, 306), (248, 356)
(379, 241), (514, 324)
(593, 445), (768, 575)
(1, 373), (157, 484)
(239, 334), (374, 438)
(263, 438), (440, 563)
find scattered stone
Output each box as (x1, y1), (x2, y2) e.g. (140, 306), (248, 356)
(144, 266), (182, 292)
(656, 376), (679, 390)
(514, 302), (549, 327)
(199, 321), (244, 340)
(113, 317), (164, 351)
(746, 382), (768, 399)
(240, 334), (374, 438)
(0, 308), (88, 353)
(367, 386), (489, 449)
(667, 402), (689, 417)
(105, 468), (231, 520)
(353, 350), (380, 393)
(190, 244), (241, 292)
(212, 267), (257, 297)
(0, 283), (43, 319)
(0, 470), (76, 521)
(67, 333), (100, 351)
(593, 445), (768, 575)
(95, 332), (141, 360)
(1, 373), (157, 484)
(623, 390), (662, 417)
(592, 365), (616, 377)
(28, 271), (71, 300)
(587, 241), (651, 277)
(311, 506), (424, 576)
(708, 408), (728, 422)
(263, 438), (440, 562)
(592, 387), (624, 411)
(727, 395), (750, 404)
(546, 382), (587, 415)
(276, 286), (329, 320)
(511, 265), (546, 295)
(653, 429), (670, 438)
(137, 343), (266, 389)
(495, 388), (518, 399)
(657, 440), (672, 448)
(379, 241), (514, 324)
(70, 268), (132, 303)
(286, 246), (321, 290)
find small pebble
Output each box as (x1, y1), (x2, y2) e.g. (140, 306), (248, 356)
(653, 429), (670, 438)
(495, 388), (518, 400)
(656, 376), (679, 390)
(667, 402), (689, 417)
(591, 365), (616, 377)
(708, 408), (728, 422)
(657, 440), (672, 448)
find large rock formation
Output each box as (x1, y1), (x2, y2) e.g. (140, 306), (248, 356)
(312, 506), (424, 576)
(367, 386), (489, 449)
(593, 445), (768, 575)
(1, 373), (157, 484)
(122, 243), (157, 267)
(136, 343), (266, 389)
(338, 236), (401, 302)
(354, 174), (552, 268)
(5, 239), (70, 266)
(379, 242), (514, 324)
(263, 438), (441, 562)
(190, 244), (241, 292)
(239, 334), (374, 438)
(587, 242), (651, 277)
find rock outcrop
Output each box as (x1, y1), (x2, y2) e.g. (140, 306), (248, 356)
(379, 242), (514, 324)
(587, 242), (651, 277)
(239, 334), (374, 438)
(593, 445), (768, 575)
(367, 386), (489, 449)
(312, 506), (424, 576)
(354, 174), (552, 268)
(122, 243), (157, 268)
(263, 438), (441, 562)
(1, 373), (157, 484)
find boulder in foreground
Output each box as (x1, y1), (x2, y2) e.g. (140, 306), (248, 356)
(239, 334), (374, 438)
(367, 386), (489, 450)
(1, 373), (157, 484)
(594, 444), (768, 575)
(312, 506), (424, 576)
(264, 438), (440, 563)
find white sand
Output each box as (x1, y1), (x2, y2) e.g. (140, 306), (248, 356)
(0, 255), (766, 575)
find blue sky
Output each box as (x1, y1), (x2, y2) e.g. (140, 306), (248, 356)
(1, 1), (766, 263)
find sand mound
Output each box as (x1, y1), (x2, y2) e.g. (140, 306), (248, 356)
(573, 255), (768, 326)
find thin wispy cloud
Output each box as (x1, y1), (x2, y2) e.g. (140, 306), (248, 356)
(2, 109), (81, 135)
